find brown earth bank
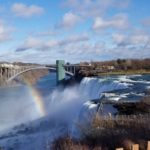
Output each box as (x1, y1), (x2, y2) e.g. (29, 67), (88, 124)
(14, 69), (49, 85)
(77, 69), (150, 77)
(51, 97), (150, 150)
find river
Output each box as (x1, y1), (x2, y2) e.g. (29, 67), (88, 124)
(0, 74), (150, 149)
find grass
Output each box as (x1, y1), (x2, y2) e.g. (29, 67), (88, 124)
(79, 69), (150, 77)
(51, 112), (150, 150)
(49, 96), (150, 150)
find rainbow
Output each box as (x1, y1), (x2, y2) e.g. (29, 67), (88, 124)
(25, 80), (47, 117)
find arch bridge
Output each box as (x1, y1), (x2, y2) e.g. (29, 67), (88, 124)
(0, 60), (78, 84)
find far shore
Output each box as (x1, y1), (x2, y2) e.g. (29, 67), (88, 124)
(84, 70), (150, 77)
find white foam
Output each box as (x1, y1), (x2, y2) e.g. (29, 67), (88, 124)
(147, 86), (150, 89)
(118, 75), (150, 84)
(128, 74), (142, 77)
(79, 77), (129, 99)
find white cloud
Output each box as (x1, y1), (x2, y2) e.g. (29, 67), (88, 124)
(93, 13), (129, 31)
(112, 0), (130, 9)
(57, 12), (82, 28)
(3, 32), (150, 64)
(110, 46), (150, 59)
(0, 19), (12, 42)
(112, 33), (126, 44)
(11, 3), (44, 18)
(15, 30), (150, 63)
(110, 31), (150, 59)
(34, 31), (58, 37)
(61, 41), (106, 56)
(16, 34), (89, 51)
(131, 35), (149, 44)
(63, 0), (130, 18)
(142, 17), (150, 26)
(16, 37), (43, 51)
(60, 34), (89, 45)
(112, 32), (150, 46)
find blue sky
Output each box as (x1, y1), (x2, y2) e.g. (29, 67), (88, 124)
(0, 0), (150, 64)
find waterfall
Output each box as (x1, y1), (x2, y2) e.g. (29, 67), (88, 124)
(79, 77), (129, 100)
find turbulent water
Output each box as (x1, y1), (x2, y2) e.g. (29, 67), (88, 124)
(0, 74), (150, 150)
(81, 74), (150, 101)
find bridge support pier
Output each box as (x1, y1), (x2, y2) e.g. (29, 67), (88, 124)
(56, 60), (65, 84)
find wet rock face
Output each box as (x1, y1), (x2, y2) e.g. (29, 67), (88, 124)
(113, 99), (150, 115)
(79, 97), (150, 122)
(77, 100), (118, 126)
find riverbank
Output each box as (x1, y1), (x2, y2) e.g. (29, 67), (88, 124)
(51, 96), (150, 150)
(99, 70), (150, 76)
(78, 69), (150, 77)
(52, 114), (150, 150)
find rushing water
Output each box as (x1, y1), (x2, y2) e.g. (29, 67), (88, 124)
(0, 74), (150, 149)
(80, 74), (150, 101)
